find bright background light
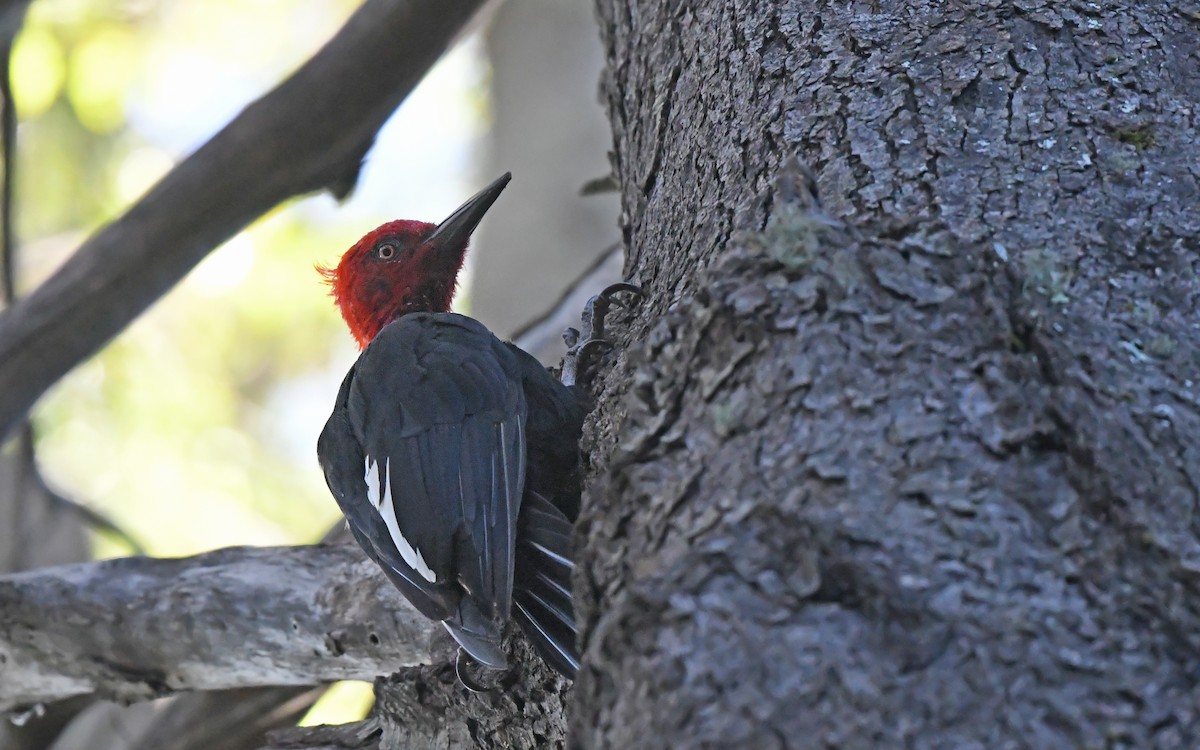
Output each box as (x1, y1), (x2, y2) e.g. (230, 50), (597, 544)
(16, 0), (487, 558)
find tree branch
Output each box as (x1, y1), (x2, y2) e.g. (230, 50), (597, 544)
(127, 686), (324, 750)
(0, 0), (487, 441)
(0, 543), (440, 712)
(262, 719), (381, 750)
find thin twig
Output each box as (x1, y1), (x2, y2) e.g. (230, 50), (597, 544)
(41, 484), (145, 556)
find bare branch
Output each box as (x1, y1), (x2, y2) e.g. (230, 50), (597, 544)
(128, 687), (326, 750)
(0, 0), (488, 441)
(0, 543), (440, 712)
(261, 719), (381, 750)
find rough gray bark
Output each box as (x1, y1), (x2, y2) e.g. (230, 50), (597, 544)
(0, 544), (437, 712)
(573, 1), (1200, 747)
(371, 652), (567, 750)
(31, 533), (355, 750)
(262, 719), (381, 750)
(260, 642), (570, 750)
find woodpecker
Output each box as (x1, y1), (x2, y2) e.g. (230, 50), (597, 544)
(316, 173), (584, 678)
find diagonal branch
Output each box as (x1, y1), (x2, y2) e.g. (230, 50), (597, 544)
(0, 0), (487, 442)
(0, 543), (439, 713)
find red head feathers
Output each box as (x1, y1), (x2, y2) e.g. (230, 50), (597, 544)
(318, 173), (512, 349)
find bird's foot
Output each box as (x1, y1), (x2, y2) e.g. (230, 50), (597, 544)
(455, 649), (501, 694)
(560, 282), (643, 386)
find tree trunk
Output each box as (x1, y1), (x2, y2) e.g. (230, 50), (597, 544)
(572, 1), (1200, 747)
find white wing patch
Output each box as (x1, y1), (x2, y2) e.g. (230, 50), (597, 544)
(365, 455), (437, 583)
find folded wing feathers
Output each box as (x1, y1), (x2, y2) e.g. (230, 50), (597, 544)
(365, 455), (437, 583)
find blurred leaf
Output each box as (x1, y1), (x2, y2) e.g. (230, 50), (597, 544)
(298, 681), (374, 727)
(12, 26), (66, 117)
(68, 24), (139, 133)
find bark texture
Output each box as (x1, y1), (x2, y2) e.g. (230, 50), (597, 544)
(0, 544), (436, 711)
(262, 719), (381, 750)
(576, 1), (1200, 747)
(372, 646), (568, 750)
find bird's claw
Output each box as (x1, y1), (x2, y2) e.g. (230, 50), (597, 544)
(561, 282), (643, 386)
(455, 649), (498, 694)
(573, 338), (614, 368)
(562, 326), (581, 349)
(595, 282), (645, 308)
(580, 283), (644, 332)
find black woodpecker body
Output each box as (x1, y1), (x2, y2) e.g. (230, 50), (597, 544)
(316, 174), (582, 676)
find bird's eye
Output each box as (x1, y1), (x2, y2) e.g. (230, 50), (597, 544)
(377, 243), (396, 260)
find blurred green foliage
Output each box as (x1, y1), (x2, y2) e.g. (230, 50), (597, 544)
(14, 0), (370, 557)
(34, 213), (353, 558)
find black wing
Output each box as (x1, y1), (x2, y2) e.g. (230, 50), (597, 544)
(318, 313), (526, 667)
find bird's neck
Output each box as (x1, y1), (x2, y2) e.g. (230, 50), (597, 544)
(353, 280), (456, 349)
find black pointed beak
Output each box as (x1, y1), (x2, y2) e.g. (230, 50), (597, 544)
(426, 172), (511, 250)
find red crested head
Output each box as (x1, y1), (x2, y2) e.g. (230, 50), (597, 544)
(317, 218), (445, 349)
(317, 173), (511, 349)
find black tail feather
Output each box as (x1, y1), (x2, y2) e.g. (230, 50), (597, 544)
(514, 594), (579, 676)
(532, 567), (571, 603)
(442, 596), (507, 669)
(520, 572), (574, 629)
(514, 491), (579, 677)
